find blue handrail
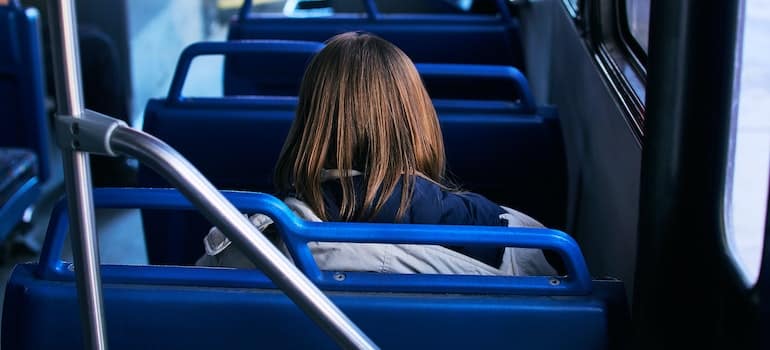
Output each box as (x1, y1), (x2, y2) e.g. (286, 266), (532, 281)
(171, 41), (536, 112)
(415, 62), (536, 113)
(167, 40), (324, 103)
(38, 188), (592, 295)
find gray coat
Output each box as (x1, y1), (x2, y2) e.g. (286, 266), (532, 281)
(196, 198), (557, 276)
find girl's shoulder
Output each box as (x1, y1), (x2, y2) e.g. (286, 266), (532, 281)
(409, 176), (505, 226)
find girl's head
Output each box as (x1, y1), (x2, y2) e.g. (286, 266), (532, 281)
(274, 32), (446, 221)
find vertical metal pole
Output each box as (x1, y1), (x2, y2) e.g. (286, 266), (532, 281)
(47, 0), (108, 349)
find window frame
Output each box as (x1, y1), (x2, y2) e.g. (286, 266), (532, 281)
(616, 0), (649, 77)
(579, 0), (648, 142)
(722, 0), (768, 286)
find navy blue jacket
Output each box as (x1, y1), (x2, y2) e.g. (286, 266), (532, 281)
(318, 175), (507, 266)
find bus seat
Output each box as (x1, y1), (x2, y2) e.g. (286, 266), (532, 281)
(136, 39), (564, 266)
(228, 8), (525, 68)
(138, 100), (564, 266)
(0, 1), (50, 241)
(417, 63), (535, 105)
(1, 188), (627, 349)
(214, 40), (534, 107)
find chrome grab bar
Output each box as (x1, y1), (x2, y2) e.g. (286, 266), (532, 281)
(47, 1), (107, 349)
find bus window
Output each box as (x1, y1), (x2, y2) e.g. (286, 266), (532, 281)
(129, 1), (227, 128)
(181, 55), (225, 98)
(624, 0), (649, 53)
(725, 0), (770, 286)
(563, 0), (578, 16)
(214, 0), (285, 23)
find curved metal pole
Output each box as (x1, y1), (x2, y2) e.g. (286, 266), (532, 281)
(110, 127), (378, 350)
(47, 1), (108, 349)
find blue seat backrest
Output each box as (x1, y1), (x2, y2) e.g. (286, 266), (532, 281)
(418, 63), (534, 103)
(0, 1), (50, 239)
(219, 40), (324, 96)
(227, 14), (525, 68)
(217, 40), (534, 104)
(0, 1), (50, 182)
(2, 188), (628, 349)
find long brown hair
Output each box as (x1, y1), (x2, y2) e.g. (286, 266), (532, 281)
(274, 32), (446, 221)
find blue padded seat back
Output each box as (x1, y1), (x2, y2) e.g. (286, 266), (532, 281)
(138, 98), (566, 265)
(0, 2), (50, 182)
(219, 40), (533, 104)
(0, 1), (48, 240)
(3, 264), (626, 350)
(138, 100), (301, 265)
(417, 63), (534, 103)
(228, 16), (525, 68)
(221, 40), (324, 96)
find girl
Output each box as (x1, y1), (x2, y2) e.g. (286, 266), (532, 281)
(198, 32), (556, 276)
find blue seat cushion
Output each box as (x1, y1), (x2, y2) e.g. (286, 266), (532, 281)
(0, 148), (37, 205)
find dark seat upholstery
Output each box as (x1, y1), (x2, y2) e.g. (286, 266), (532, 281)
(0, 1), (50, 240)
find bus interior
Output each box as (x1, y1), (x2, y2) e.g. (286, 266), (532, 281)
(0, 0), (767, 348)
